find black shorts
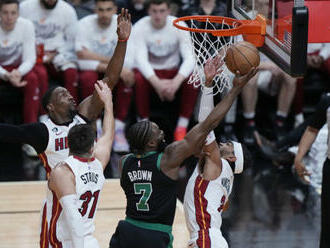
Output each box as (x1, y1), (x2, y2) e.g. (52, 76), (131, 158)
(109, 219), (173, 248)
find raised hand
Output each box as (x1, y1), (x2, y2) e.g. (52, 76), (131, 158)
(232, 67), (258, 88)
(204, 54), (224, 87)
(95, 80), (112, 107)
(117, 8), (132, 41)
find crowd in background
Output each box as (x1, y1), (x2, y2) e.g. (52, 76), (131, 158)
(0, 0), (330, 239)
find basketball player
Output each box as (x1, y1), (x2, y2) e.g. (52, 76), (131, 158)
(294, 93), (330, 248)
(47, 80), (113, 248)
(184, 57), (252, 248)
(109, 57), (257, 247)
(0, 9), (131, 248)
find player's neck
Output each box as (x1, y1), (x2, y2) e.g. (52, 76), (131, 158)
(71, 152), (93, 159)
(200, 159), (222, 181)
(49, 114), (73, 126)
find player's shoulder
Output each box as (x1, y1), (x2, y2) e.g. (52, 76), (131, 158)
(52, 161), (72, 176)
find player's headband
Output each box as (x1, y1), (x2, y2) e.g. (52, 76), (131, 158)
(232, 141), (244, 174)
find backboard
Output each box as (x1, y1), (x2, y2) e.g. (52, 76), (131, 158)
(231, 0), (330, 76)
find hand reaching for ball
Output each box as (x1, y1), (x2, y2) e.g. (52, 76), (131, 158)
(204, 54), (224, 87)
(233, 67), (258, 88)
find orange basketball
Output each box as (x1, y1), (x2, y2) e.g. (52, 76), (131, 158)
(224, 41), (260, 75)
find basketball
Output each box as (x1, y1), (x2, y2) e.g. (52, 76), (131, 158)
(224, 41), (260, 75)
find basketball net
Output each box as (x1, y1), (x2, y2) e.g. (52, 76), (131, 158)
(186, 18), (238, 95)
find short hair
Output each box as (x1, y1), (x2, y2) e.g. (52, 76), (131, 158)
(145, 0), (170, 9)
(68, 124), (96, 156)
(0, 0), (19, 9)
(127, 121), (153, 154)
(42, 86), (59, 113)
(94, 0), (116, 4)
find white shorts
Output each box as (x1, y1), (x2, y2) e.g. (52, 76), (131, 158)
(189, 228), (228, 248)
(257, 70), (279, 96)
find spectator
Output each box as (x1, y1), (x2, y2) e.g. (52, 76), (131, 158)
(133, 0), (197, 141)
(20, 0), (80, 104)
(0, 0), (39, 124)
(241, 52), (296, 144)
(75, 0), (135, 152)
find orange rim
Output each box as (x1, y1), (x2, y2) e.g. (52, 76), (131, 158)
(173, 14), (267, 47)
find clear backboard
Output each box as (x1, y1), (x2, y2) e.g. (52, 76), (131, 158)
(230, 0), (330, 77)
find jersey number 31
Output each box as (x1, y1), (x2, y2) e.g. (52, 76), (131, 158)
(79, 190), (100, 218)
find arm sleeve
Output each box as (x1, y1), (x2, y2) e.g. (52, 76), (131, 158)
(177, 21), (195, 77)
(198, 87), (216, 145)
(309, 94), (330, 130)
(134, 24), (155, 78)
(59, 194), (84, 248)
(0, 122), (49, 154)
(18, 20), (36, 76)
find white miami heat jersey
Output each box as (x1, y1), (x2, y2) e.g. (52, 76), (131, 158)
(184, 159), (238, 248)
(45, 155), (105, 248)
(39, 114), (87, 176)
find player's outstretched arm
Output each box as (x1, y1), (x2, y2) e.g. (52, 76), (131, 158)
(93, 81), (114, 170)
(161, 68), (257, 179)
(103, 8), (131, 89)
(49, 163), (84, 248)
(78, 8), (131, 121)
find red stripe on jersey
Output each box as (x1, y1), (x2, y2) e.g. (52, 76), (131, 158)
(49, 193), (63, 248)
(39, 203), (49, 248)
(39, 153), (51, 179)
(194, 175), (211, 248)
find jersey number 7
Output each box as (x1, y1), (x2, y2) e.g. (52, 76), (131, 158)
(134, 183), (153, 211)
(79, 190), (100, 218)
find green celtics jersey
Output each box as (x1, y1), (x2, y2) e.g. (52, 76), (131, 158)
(120, 151), (177, 226)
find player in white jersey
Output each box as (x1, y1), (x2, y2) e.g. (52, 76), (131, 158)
(184, 56), (253, 248)
(75, 0), (135, 152)
(0, 0), (39, 123)
(0, 9), (131, 248)
(132, 0), (198, 141)
(48, 80), (113, 248)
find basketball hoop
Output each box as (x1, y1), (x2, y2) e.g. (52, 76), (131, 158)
(173, 15), (266, 95)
